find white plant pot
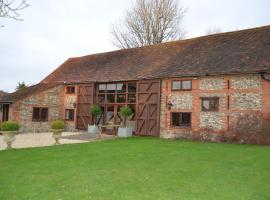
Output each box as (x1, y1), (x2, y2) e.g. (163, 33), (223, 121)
(88, 125), (99, 135)
(118, 127), (133, 138)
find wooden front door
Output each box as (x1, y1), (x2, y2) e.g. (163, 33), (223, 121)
(76, 84), (94, 130)
(136, 80), (160, 136)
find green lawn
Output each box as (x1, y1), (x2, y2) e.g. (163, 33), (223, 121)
(0, 137), (270, 200)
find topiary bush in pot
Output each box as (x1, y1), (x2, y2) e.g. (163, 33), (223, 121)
(118, 106), (133, 138)
(1, 121), (20, 149)
(88, 104), (102, 134)
(51, 120), (65, 145)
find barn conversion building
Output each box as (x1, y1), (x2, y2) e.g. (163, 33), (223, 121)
(1, 25), (270, 143)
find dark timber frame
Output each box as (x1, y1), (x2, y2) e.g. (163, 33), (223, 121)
(76, 79), (161, 136)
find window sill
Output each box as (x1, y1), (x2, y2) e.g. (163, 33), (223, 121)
(171, 89), (192, 92)
(65, 119), (74, 122)
(201, 110), (219, 112)
(170, 126), (191, 129)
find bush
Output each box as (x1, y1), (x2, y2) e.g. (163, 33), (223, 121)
(229, 112), (270, 145)
(1, 121), (20, 131)
(119, 106), (133, 117)
(90, 104), (102, 116)
(51, 120), (65, 130)
(119, 106), (133, 127)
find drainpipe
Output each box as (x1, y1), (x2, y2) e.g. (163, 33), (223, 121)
(259, 72), (270, 81)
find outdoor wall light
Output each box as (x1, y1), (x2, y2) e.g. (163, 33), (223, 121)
(167, 101), (173, 110)
(73, 102), (77, 109)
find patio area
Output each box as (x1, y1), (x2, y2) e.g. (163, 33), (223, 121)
(0, 132), (115, 150)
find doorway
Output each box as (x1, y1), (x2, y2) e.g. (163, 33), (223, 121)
(95, 82), (137, 135)
(2, 104), (9, 122)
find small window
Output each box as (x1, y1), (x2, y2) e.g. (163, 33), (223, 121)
(65, 109), (74, 121)
(171, 112), (191, 128)
(172, 80), (192, 91)
(66, 86), (75, 94)
(201, 97), (219, 111)
(32, 107), (48, 122)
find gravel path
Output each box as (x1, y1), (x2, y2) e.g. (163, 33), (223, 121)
(0, 132), (114, 150)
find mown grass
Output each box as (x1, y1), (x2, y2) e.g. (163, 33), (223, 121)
(0, 137), (270, 200)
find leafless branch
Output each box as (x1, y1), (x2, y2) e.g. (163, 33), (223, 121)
(0, 0), (29, 21)
(111, 0), (186, 49)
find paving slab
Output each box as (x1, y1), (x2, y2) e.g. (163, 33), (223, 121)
(0, 132), (114, 150)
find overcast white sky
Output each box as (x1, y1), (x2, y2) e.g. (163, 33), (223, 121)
(0, 0), (269, 92)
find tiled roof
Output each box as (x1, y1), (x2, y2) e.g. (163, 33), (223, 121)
(1, 25), (270, 103)
(42, 25), (270, 84)
(0, 91), (7, 97)
(0, 83), (60, 103)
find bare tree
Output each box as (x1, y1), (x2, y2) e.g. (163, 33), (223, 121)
(111, 0), (186, 49)
(206, 26), (223, 35)
(0, 0), (29, 21)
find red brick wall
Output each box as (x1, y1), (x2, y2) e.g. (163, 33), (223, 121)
(160, 74), (270, 143)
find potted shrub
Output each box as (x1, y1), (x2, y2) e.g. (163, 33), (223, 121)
(51, 120), (65, 145)
(118, 106), (133, 137)
(88, 104), (101, 134)
(1, 121), (20, 149)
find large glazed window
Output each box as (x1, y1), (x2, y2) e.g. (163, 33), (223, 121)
(96, 82), (136, 104)
(96, 82), (137, 126)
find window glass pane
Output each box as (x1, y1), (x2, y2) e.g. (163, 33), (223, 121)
(41, 108), (48, 121)
(116, 106), (123, 125)
(33, 108), (40, 120)
(107, 94), (115, 103)
(202, 98), (219, 111)
(66, 86), (75, 94)
(106, 106), (115, 125)
(182, 113), (191, 127)
(99, 84), (106, 93)
(117, 94), (126, 103)
(65, 109), (74, 120)
(98, 94), (105, 104)
(128, 93), (136, 103)
(172, 113), (180, 126)
(128, 83), (136, 92)
(172, 81), (181, 90)
(97, 106), (104, 125)
(128, 104), (136, 121)
(116, 83), (126, 93)
(182, 81), (192, 90)
(107, 84), (116, 93)
(202, 100), (210, 110)
(210, 99), (218, 110)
